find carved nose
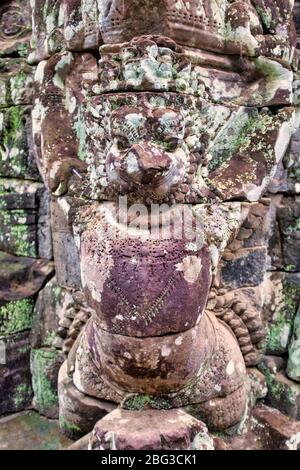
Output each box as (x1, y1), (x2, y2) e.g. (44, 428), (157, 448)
(121, 143), (171, 185)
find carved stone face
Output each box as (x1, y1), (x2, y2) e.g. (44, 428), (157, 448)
(0, 1), (31, 56)
(79, 91), (296, 204)
(106, 103), (189, 197)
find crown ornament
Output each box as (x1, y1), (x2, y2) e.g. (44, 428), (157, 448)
(98, 0), (296, 63)
(92, 35), (294, 107)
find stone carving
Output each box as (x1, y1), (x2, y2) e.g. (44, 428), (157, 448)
(0, 0), (54, 419)
(28, 0), (299, 448)
(0, 1), (31, 56)
(1, 0), (300, 451)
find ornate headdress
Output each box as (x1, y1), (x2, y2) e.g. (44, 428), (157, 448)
(98, 0), (296, 63)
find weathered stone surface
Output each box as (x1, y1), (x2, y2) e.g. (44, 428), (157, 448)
(98, 0), (296, 63)
(30, 277), (67, 349)
(28, 0), (300, 446)
(70, 311), (247, 432)
(276, 196), (300, 272)
(30, 347), (64, 419)
(51, 198), (81, 289)
(285, 127), (300, 193)
(0, 179), (52, 258)
(0, 297), (33, 338)
(58, 361), (116, 440)
(247, 367), (268, 407)
(0, 106), (39, 180)
(0, 58), (34, 107)
(33, 43), (298, 204)
(98, 38), (294, 106)
(220, 248), (268, 290)
(261, 273), (300, 355)
(269, 195), (300, 270)
(63, 0), (100, 51)
(0, 331), (32, 415)
(89, 408), (214, 450)
(37, 189), (53, 260)
(252, 405), (300, 450)
(0, 411), (73, 450)
(29, 0), (100, 63)
(209, 286), (267, 366)
(0, 251), (54, 302)
(259, 359), (300, 420)
(287, 306), (300, 382)
(0, 251), (54, 338)
(0, 0), (32, 58)
(68, 433), (91, 450)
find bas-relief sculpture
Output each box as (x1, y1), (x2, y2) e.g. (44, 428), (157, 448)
(28, 1), (299, 448)
(12, 0), (299, 449)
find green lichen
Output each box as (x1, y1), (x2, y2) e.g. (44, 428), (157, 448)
(267, 281), (300, 354)
(0, 298), (33, 338)
(17, 43), (29, 58)
(208, 111), (257, 172)
(73, 105), (86, 161)
(13, 383), (32, 409)
(45, 331), (56, 347)
(258, 363), (300, 417)
(10, 224), (36, 258)
(30, 349), (59, 414)
(59, 416), (82, 435)
(255, 6), (272, 30)
(53, 286), (62, 302)
(285, 218), (300, 235)
(123, 394), (172, 411)
(1, 106), (24, 148)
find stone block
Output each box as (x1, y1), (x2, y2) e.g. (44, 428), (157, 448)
(51, 198), (81, 288)
(270, 196), (300, 272)
(30, 347), (64, 419)
(0, 58), (34, 107)
(220, 247), (267, 290)
(0, 331), (32, 415)
(29, 0), (100, 64)
(0, 179), (52, 258)
(278, 196), (300, 272)
(0, 251), (54, 302)
(0, 106), (39, 180)
(58, 361), (116, 440)
(247, 368), (268, 407)
(259, 360), (300, 420)
(30, 277), (67, 349)
(287, 306), (300, 382)
(0, 297), (33, 338)
(0, 251), (54, 339)
(89, 408), (214, 450)
(261, 273), (300, 355)
(252, 405), (300, 450)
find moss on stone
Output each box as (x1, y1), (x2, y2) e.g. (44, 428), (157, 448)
(0, 298), (33, 338)
(259, 363), (300, 418)
(10, 224), (35, 258)
(123, 393), (172, 411)
(74, 105), (86, 161)
(267, 280), (300, 354)
(1, 106), (24, 148)
(30, 349), (59, 415)
(59, 415), (82, 435)
(13, 383), (32, 409)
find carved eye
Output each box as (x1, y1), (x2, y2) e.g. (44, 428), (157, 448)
(0, 7), (26, 39)
(164, 137), (180, 152)
(115, 136), (130, 151)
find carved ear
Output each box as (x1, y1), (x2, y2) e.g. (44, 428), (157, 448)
(193, 202), (250, 270)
